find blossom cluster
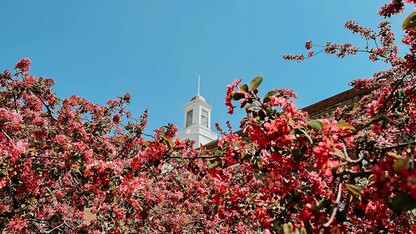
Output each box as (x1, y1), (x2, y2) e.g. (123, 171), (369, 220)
(282, 54), (305, 62)
(14, 58), (31, 72)
(345, 20), (376, 40)
(2, 0), (416, 232)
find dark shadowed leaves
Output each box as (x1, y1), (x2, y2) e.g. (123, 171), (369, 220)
(232, 93), (245, 100)
(391, 193), (416, 210)
(240, 84), (249, 92)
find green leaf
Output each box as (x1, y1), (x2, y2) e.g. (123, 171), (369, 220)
(263, 96), (272, 103)
(397, 89), (404, 99)
(387, 152), (403, 159)
(319, 199), (332, 210)
(29, 197), (37, 205)
(292, 148), (303, 162)
(213, 205), (218, 215)
(263, 90), (276, 103)
(208, 161), (219, 169)
(231, 93), (245, 101)
(307, 120), (323, 131)
(253, 171), (262, 180)
(337, 121), (355, 130)
(402, 12), (416, 30)
(240, 84), (249, 92)
(240, 100), (248, 108)
(0, 169), (8, 177)
(283, 223), (293, 234)
(392, 193), (416, 210)
(393, 158), (409, 172)
(160, 134), (175, 149)
(257, 160), (263, 170)
(346, 183), (362, 196)
(265, 106), (275, 116)
(244, 104), (257, 110)
(249, 76), (263, 91)
(334, 149), (345, 159)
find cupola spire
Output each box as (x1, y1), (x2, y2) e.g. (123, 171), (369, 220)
(197, 74), (200, 96)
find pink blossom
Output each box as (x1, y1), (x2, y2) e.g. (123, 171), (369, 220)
(6, 217), (28, 233)
(14, 58), (31, 72)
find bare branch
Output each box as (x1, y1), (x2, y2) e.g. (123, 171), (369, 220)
(44, 222), (65, 234)
(324, 183), (343, 227)
(1, 129), (12, 140)
(163, 155), (225, 160)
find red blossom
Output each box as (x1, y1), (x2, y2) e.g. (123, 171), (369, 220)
(224, 78), (242, 114)
(378, 0), (404, 18)
(305, 40), (312, 50)
(6, 217), (28, 233)
(14, 58), (31, 72)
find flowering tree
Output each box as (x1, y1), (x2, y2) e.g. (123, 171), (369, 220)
(2, 0), (416, 233)
(222, 0), (416, 232)
(0, 58), (219, 233)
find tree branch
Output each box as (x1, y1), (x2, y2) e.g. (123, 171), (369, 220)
(34, 93), (57, 122)
(163, 155), (225, 160)
(324, 183), (342, 227)
(1, 129), (12, 140)
(341, 115), (383, 138)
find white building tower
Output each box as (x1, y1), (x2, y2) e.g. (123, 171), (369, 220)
(176, 76), (217, 146)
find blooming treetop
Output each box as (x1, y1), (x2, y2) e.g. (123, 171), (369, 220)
(2, 0), (416, 233)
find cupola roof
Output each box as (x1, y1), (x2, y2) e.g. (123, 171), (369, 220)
(190, 95), (206, 102)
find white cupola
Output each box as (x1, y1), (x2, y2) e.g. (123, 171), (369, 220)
(176, 76), (217, 146)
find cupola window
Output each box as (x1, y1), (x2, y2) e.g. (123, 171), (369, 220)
(201, 109), (208, 128)
(186, 110), (193, 127)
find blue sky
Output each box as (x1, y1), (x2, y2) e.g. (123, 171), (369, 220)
(0, 1), (412, 133)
